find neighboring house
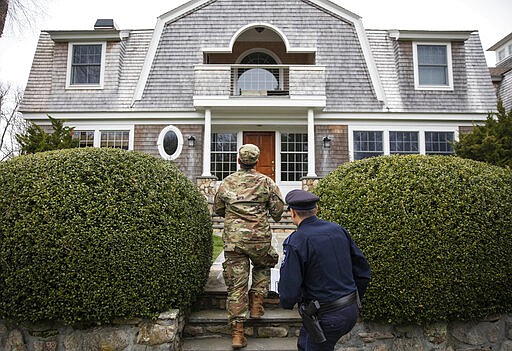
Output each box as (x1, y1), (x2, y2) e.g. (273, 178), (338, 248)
(488, 32), (512, 111)
(20, 0), (496, 196)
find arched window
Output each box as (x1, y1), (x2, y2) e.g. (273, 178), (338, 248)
(237, 51), (280, 95)
(157, 125), (183, 160)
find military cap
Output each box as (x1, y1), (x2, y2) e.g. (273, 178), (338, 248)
(285, 189), (320, 210)
(238, 144), (260, 165)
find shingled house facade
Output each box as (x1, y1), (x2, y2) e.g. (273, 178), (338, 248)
(488, 32), (512, 111)
(20, 0), (496, 196)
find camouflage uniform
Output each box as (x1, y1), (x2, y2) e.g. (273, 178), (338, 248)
(214, 145), (284, 322)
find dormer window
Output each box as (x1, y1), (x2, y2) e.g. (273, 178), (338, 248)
(66, 42), (106, 89)
(413, 42), (453, 90)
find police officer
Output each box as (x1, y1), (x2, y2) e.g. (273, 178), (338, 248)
(279, 189), (371, 351)
(214, 144), (284, 349)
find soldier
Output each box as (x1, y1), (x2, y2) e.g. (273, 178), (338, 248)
(214, 143), (284, 349)
(279, 190), (371, 351)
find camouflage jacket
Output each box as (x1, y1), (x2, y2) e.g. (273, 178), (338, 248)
(214, 169), (284, 244)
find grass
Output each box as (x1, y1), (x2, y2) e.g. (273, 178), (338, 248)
(212, 235), (224, 263)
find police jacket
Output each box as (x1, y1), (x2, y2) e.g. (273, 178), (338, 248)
(279, 216), (371, 309)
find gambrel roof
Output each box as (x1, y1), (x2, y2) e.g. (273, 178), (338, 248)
(20, 0), (496, 114)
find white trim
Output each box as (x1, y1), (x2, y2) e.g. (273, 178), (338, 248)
(202, 109), (212, 176)
(412, 42), (454, 91)
(307, 109), (316, 177)
(66, 42), (106, 90)
(388, 30), (473, 41)
(203, 22), (317, 54)
(49, 30), (129, 42)
(348, 124), (459, 161)
(353, 18), (388, 106)
(193, 96), (326, 108)
(157, 125), (184, 160)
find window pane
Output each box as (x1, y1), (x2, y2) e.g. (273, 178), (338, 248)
(281, 133), (308, 181)
(73, 130), (95, 148)
(417, 45), (449, 86)
(390, 131), (419, 154)
(100, 130), (129, 150)
(163, 131), (178, 156)
(425, 132), (454, 155)
(353, 131), (383, 160)
(211, 133), (237, 180)
(71, 44), (102, 85)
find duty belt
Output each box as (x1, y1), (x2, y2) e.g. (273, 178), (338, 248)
(318, 292), (357, 315)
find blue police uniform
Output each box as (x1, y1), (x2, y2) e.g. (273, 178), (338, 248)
(279, 190), (371, 351)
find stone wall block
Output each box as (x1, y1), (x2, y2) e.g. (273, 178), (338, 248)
(425, 322), (448, 344)
(137, 322), (176, 346)
(5, 329), (27, 351)
(257, 326), (288, 337)
(501, 340), (512, 351)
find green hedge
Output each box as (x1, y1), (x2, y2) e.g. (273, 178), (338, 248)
(314, 155), (512, 324)
(0, 148), (213, 325)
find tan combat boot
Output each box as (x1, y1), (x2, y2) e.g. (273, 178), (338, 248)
(231, 321), (247, 349)
(249, 292), (265, 319)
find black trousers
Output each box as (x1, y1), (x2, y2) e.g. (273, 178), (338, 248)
(297, 302), (359, 351)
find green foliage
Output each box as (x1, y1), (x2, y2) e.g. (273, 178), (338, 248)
(314, 155), (512, 324)
(16, 115), (78, 154)
(0, 148), (213, 325)
(212, 235), (224, 263)
(455, 100), (512, 168)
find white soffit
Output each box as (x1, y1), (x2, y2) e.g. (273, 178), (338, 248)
(388, 30), (475, 41)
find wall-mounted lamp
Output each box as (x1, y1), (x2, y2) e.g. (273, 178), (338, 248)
(188, 135), (196, 147)
(255, 26), (265, 33)
(322, 136), (332, 149)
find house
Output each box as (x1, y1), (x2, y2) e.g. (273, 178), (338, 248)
(488, 32), (512, 111)
(20, 0), (496, 198)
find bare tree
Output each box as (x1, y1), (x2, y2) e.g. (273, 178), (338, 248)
(0, 83), (26, 160)
(0, 0), (46, 37)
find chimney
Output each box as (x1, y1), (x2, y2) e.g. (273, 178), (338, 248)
(94, 19), (118, 30)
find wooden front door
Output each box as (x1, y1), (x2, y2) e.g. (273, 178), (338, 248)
(243, 132), (275, 180)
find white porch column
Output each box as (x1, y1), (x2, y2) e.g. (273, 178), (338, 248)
(202, 108), (212, 176)
(307, 108), (317, 177)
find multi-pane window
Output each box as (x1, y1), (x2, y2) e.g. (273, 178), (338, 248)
(70, 44), (102, 85)
(236, 52), (280, 95)
(100, 130), (129, 150)
(498, 49), (506, 62)
(73, 130), (95, 148)
(417, 44), (448, 86)
(281, 133), (308, 181)
(425, 131), (454, 155)
(353, 131), (383, 160)
(211, 133), (237, 180)
(389, 131), (419, 155)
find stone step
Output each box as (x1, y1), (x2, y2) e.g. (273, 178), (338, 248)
(181, 335), (298, 351)
(184, 307), (302, 339)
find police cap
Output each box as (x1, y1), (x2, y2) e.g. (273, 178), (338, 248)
(238, 144), (260, 165)
(285, 189), (320, 210)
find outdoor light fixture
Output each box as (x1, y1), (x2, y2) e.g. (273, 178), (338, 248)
(188, 135), (196, 147)
(255, 26), (265, 33)
(323, 136), (332, 149)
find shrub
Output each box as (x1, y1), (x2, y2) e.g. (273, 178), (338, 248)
(0, 148), (212, 325)
(314, 155), (512, 324)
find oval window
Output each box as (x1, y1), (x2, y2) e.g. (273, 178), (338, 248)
(157, 125), (183, 160)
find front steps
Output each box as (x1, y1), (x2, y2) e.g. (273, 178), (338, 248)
(181, 211), (300, 350)
(182, 291), (301, 351)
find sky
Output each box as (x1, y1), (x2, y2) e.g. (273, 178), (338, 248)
(0, 0), (511, 90)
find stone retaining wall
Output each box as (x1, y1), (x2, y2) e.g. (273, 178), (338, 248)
(338, 314), (512, 351)
(0, 310), (184, 351)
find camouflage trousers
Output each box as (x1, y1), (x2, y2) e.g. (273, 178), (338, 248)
(222, 241), (279, 322)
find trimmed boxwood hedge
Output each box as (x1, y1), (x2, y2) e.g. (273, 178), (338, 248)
(314, 155), (512, 324)
(0, 148), (213, 325)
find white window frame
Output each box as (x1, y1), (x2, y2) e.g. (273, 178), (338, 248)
(72, 125), (134, 150)
(157, 125), (184, 160)
(412, 42), (453, 91)
(348, 125), (458, 161)
(66, 42), (106, 90)
(497, 48), (506, 62)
